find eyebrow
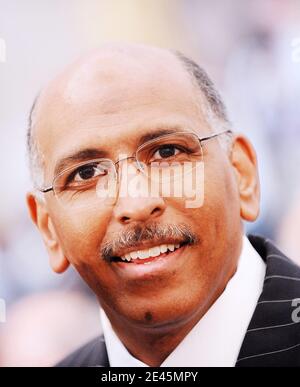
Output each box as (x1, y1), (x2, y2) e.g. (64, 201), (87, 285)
(138, 127), (187, 145)
(54, 148), (108, 177)
(54, 126), (187, 177)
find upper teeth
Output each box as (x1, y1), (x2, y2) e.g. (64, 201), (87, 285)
(121, 243), (181, 262)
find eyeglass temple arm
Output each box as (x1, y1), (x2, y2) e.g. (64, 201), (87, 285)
(199, 129), (233, 143)
(40, 186), (53, 193)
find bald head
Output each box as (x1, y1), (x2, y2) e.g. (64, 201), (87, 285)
(27, 43), (230, 187)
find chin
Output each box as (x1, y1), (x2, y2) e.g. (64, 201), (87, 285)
(119, 298), (200, 332)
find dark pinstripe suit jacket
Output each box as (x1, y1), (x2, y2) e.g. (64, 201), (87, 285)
(57, 235), (300, 367)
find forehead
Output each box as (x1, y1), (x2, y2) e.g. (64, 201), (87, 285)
(34, 48), (209, 179)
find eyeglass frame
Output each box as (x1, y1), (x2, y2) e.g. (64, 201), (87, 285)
(39, 129), (233, 194)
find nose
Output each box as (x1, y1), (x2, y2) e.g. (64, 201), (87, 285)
(114, 196), (166, 224)
(113, 160), (166, 224)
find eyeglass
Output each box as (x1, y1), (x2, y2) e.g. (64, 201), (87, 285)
(39, 129), (232, 209)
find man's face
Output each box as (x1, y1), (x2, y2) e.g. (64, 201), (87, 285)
(29, 47), (255, 330)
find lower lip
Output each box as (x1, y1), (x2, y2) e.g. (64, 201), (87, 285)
(111, 244), (188, 280)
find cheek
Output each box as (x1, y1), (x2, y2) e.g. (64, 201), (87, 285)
(50, 205), (113, 265)
(202, 159), (241, 238)
(51, 205), (124, 304)
(165, 158), (240, 238)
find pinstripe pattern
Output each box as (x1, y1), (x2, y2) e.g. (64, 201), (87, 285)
(265, 275), (300, 282)
(237, 342), (300, 363)
(236, 235), (300, 367)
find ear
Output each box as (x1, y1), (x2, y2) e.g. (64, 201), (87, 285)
(26, 192), (70, 273)
(230, 135), (260, 222)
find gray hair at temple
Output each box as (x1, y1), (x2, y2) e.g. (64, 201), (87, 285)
(26, 50), (233, 190)
(27, 95), (45, 191)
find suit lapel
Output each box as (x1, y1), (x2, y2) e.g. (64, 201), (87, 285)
(93, 336), (109, 367)
(236, 235), (300, 367)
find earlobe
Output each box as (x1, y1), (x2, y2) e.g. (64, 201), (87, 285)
(26, 192), (70, 273)
(230, 136), (260, 222)
(47, 217), (70, 273)
(27, 192), (38, 224)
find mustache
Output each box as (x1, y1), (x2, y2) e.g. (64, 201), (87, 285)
(101, 223), (199, 261)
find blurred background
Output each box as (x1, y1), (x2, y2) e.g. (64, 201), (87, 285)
(0, 0), (300, 366)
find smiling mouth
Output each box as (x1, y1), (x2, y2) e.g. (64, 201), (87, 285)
(110, 242), (188, 265)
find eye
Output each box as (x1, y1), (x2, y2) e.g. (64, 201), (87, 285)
(72, 164), (107, 183)
(152, 145), (180, 160)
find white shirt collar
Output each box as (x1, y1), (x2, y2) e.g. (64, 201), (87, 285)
(100, 235), (266, 367)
